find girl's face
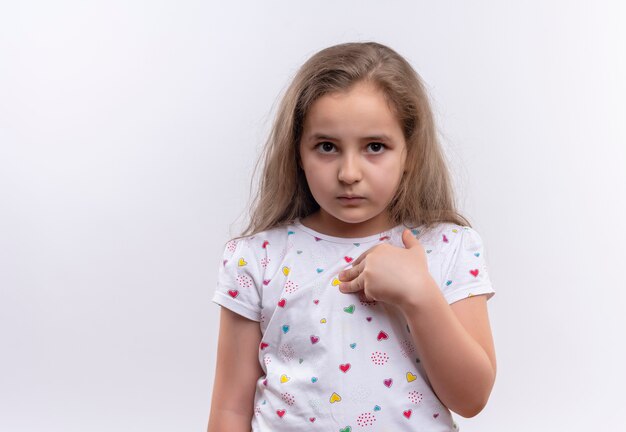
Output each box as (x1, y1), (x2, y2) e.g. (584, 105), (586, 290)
(299, 80), (407, 237)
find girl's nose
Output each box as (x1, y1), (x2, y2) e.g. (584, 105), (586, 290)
(337, 153), (362, 184)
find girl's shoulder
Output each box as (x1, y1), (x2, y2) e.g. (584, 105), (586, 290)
(223, 223), (293, 257)
(410, 221), (467, 241)
(411, 221), (485, 255)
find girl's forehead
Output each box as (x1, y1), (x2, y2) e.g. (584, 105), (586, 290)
(315, 80), (386, 104)
(302, 85), (403, 140)
(308, 82), (397, 114)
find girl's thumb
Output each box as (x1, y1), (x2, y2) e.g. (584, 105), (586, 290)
(402, 228), (420, 249)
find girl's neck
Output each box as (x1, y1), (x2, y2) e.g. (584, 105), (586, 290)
(299, 210), (396, 239)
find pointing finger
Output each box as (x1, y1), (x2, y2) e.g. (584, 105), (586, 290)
(349, 245), (379, 268)
(339, 271), (363, 293)
(338, 261), (363, 282)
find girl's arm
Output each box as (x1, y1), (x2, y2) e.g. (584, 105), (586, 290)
(400, 289), (496, 418)
(337, 228), (496, 418)
(207, 307), (264, 432)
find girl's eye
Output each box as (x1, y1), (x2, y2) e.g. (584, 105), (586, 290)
(316, 142), (336, 153)
(316, 142), (387, 154)
(367, 142), (386, 153)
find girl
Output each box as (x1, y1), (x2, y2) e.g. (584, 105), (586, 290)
(208, 42), (496, 432)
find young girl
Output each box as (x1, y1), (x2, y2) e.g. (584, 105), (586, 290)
(208, 42), (496, 432)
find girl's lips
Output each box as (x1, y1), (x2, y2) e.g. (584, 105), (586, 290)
(338, 197), (365, 204)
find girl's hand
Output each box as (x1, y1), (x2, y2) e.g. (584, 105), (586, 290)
(337, 228), (438, 309)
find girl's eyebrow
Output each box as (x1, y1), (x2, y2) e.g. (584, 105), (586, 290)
(307, 133), (393, 142)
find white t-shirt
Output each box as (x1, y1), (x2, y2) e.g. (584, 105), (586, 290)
(211, 218), (495, 431)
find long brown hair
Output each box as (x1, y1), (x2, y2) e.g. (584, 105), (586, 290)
(232, 41), (471, 240)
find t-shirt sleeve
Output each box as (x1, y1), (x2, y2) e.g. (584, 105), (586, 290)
(440, 226), (495, 304)
(211, 237), (262, 322)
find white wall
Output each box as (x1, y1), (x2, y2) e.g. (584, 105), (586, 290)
(1, 1), (625, 431)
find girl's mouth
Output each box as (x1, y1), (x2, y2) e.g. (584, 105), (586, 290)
(338, 197), (365, 204)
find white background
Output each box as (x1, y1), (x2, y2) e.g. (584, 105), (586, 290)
(1, 1), (625, 431)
